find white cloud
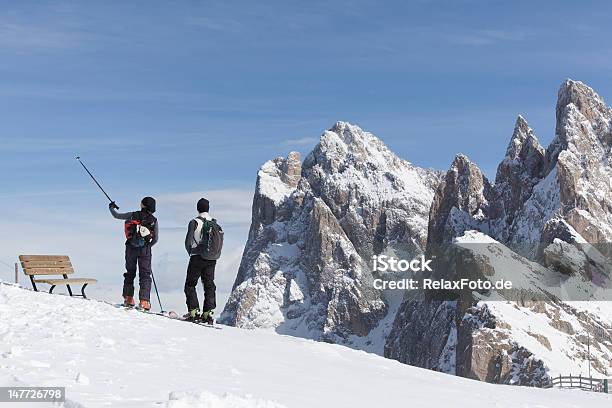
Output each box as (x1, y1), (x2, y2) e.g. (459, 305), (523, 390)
(0, 22), (80, 50)
(0, 135), (145, 153)
(447, 29), (530, 46)
(156, 189), (253, 228)
(285, 136), (318, 147)
(185, 16), (245, 33)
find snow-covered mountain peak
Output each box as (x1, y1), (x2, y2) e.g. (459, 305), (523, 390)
(304, 121), (410, 177)
(557, 79), (609, 122)
(548, 80), (612, 243)
(446, 153), (493, 200)
(323, 121), (370, 151)
(303, 122), (442, 228)
(503, 115), (544, 161)
(549, 80), (611, 167)
(431, 80), (611, 249)
(450, 153), (475, 170)
(329, 120), (364, 138)
(427, 153), (492, 246)
(327, 120), (383, 151)
(223, 123), (442, 344)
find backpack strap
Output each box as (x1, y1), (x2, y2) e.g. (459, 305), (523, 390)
(197, 217), (216, 229)
(192, 217), (206, 247)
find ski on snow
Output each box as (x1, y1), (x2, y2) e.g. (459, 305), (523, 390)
(113, 303), (222, 329)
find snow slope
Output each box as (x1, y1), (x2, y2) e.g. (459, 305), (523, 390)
(1, 283), (610, 408)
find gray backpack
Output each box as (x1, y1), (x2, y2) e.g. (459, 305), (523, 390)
(193, 217), (224, 260)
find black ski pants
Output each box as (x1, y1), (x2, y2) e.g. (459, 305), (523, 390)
(184, 255), (216, 312)
(123, 245), (152, 301)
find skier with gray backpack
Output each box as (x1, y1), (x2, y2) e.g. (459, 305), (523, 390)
(183, 198), (224, 324)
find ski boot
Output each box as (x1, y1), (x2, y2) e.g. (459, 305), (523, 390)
(201, 310), (214, 325)
(139, 299), (151, 311)
(123, 296), (135, 308)
(183, 308), (200, 322)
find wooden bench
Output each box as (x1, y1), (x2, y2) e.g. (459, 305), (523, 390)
(19, 255), (97, 298)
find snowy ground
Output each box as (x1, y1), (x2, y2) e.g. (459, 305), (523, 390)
(1, 282), (610, 408)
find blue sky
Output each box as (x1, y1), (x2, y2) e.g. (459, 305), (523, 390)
(1, 1), (612, 310)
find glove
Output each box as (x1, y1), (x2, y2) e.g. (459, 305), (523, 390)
(109, 201), (119, 210)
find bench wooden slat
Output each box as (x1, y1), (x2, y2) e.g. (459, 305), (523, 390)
(33, 278), (97, 285)
(22, 267), (75, 276)
(19, 255), (75, 275)
(21, 260), (72, 267)
(19, 255), (70, 262)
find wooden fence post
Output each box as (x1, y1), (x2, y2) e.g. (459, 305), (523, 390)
(14, 262), (18, 284)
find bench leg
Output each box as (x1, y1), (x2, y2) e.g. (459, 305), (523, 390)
(30, 275), (38, 292)
(81, 283), (89, 299)
(49, 285), (56, 294)
(63, 274), (73, 296)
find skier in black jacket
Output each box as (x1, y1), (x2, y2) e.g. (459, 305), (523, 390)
(184, 198), (223, 324)
(109, 196), (158, 310)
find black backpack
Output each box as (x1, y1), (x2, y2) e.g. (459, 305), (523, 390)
(124, 211), (157, 248)
(193, 217), (224, 260)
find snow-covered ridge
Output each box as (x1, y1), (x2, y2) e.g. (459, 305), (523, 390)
(1, 283), (610, 408)
(425, 79), (612, 251)
(386, 79), (612, 385)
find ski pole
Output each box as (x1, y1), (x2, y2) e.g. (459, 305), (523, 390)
(150, 270), (164, 313)
(75, 156), (118, 209)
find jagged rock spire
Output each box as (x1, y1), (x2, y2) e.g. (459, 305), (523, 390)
(493, 115), (546, 227)
(548, 79), (612, 170)
(503, 115), (544, 161)
(556, 79), (608, 124)
(427, 154), (492, 247)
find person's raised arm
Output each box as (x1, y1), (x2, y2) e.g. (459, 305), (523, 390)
(109, 202), (132, 220)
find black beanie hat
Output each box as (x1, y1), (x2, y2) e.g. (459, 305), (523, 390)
(141, 196), (156, 213)
(197, 198), (209, 213)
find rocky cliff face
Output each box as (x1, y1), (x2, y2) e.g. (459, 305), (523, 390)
(223, 80), (611, 385)
(220, 122), (442, 346)
(385, 80), (612, 384)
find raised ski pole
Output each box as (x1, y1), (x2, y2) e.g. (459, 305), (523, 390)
(75, 156), (118, 208)
(150, 270), (164, 313)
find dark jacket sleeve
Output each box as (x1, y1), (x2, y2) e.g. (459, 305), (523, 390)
(185, 219), (196, 255)
(151, 221), (159, 246)
(110, 207), (133, 220)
